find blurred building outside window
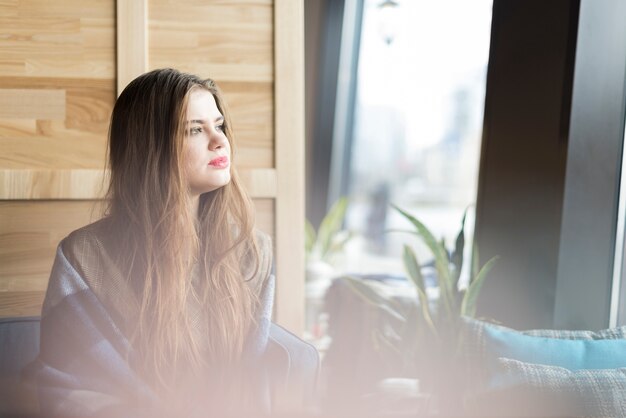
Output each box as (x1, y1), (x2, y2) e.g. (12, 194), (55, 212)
(343, 0), (492, 278)
(305, 0), (493, 347)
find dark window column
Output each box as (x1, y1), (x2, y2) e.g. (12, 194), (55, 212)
(475, 0), (579, 329)
(554, 0), (626, 330)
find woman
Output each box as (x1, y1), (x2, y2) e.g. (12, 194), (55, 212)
(29, 69), (318, 417)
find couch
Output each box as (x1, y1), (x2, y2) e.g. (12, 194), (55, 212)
(0, 316), (40, 416)
(0, 316), (319, 417)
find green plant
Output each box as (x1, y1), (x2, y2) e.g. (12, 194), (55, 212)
(393, 204), (498, 341)
(328, 207), (498, 410)
(305, 197), (353, 263)
(390, 205), (499, 409)
(338, 207), (498, 358)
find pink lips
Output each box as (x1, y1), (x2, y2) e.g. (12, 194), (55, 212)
(209, 156), (229, 169)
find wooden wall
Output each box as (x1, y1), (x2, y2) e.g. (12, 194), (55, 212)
(0, 0), (304, 333)
(0, 0), (115, 317)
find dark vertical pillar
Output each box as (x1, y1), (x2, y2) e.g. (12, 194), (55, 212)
(475, 0), (579, 328)
(306, 0), (345, 228)
(305, 0), (326, 222)
(555, 0), (626, 330)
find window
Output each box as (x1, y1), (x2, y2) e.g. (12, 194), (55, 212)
(341, 0), (493, 280)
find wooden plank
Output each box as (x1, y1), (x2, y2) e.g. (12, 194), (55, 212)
(148, 1), (272, 26)
(116, 0), (147, 95)
(0, 61), (24, 73)
(0, 76), (114, 91)
(0, 17), (80, 34)
(20, 59), (114, 80)
(273, 0), (305, 335)
(0, 78), (115, 172)
(148, 0), (273, 83)
(0, 291), (44, 317)
(223, 81), (274, 168)
(64, 81), (115, 133)
(0, 0), (115, 320)
(0, 169), (108, 199)
(0, 168), (277, 199)
(0, 0), (114, 79)
(0, 240), (54, 292)
(0, 1), (18, 18)
(0, 201), (100, 294)
(0, 276), (48, 293)
(238, 168), (276, 198)
(254, 198), (275, 242)
(0, 132), (107, 170)
(0, 119), (37, 136)
(0, 89), (65, 119)
(17, 0), (112, 18)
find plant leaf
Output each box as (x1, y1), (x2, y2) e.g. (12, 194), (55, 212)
(342, 276), (407, 322)
(392, 205), (453, 317)
(461, 255), (499, 317)
(305, 219), (316, 257)
(327, 230), (353, 257)
(318, 197), (349, 259)
(392, 205), (448, 264)
(402, 245), (437, 335)
(416, 287), (437, 337)
(451, 210), (467, 290)
(471, 242), (480, 283)
(403, 245), (426, 292)
(385, 228), (423, 235)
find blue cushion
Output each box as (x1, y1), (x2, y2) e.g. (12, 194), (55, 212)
(461, 317), (626, 392)
(483, 324), (626, 371)
(462, 318), (626, 415)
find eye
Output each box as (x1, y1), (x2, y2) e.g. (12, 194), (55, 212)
(216, 124), (225, 133)
(188, 126), (203, 136)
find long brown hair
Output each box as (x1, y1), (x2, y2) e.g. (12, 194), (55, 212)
(105, 68), (259, 389)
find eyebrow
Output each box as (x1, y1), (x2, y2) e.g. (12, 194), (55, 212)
(186, 116), (224, 125)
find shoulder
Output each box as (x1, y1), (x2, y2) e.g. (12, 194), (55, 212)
(62, 217), (110, 248)
(54, 217), (138, 328)
(41, 218), (111, 316)
(61, 218), (111, 273)
(59, 217), (123, 299)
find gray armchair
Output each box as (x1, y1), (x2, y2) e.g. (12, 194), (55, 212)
(0, 317), (319, 417)
(0, 316), (40, 416)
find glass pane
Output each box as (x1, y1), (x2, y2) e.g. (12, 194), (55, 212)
(342, 0), (493, 280)
(304, 0), (493, 348)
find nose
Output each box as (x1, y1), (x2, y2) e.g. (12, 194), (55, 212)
(208, 130), (227, 151)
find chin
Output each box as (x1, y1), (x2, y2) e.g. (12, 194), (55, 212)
(199, 179), (231, 195)
(215, 174), (231, 189)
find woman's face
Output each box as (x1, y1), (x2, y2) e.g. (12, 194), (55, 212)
(183, 89), (231, 196)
